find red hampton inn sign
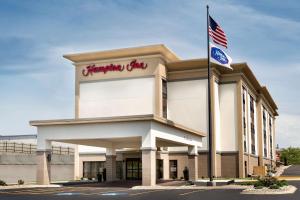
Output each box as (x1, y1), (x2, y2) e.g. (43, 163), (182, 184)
(82, 59), (148, 76)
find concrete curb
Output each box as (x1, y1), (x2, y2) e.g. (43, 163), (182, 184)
(0, 184), (61, 190)
(241, 185), (297, 195)
(132, 185), (249, 190)
(277, 176), (300, 181)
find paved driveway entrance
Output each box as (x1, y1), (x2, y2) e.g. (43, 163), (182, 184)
(282, 165), (300, 176)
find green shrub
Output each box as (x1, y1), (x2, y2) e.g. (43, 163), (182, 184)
(277, 180), (288, 187)
(0, 180), (7, 186)
(238, 177), (288, 189)
(254, 181), (264, 188)
(255, 177), (287, 188)
(269, 184), (280, 189)
(240, 181), (257, 186)
(18, 180), (24, 185)
(255, 186), (264, 189)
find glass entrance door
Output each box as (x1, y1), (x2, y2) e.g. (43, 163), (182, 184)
(126, 158), (142, 180)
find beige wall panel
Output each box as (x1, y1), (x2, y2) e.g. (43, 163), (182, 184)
(51, 165), (74, 182)
(216, 153), (222, 177)
(198, 153), (209, 178)
(221, 153), (238, 178)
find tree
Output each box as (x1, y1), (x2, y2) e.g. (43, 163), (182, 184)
(280, 147), (300, 165)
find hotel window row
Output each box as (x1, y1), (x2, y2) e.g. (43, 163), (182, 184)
(242, 88), (247, 152)
(249, 96), (256, 155)
(262, 108), (274, 159)
(242, 87), (257, 155)
(263, 109), (267, 157)
(269, 114), (273, 159)
(162, 79), (167, 118)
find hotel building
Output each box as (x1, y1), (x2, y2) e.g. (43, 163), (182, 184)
(30, 44), (278, 186)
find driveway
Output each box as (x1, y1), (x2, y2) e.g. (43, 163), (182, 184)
(282, 165), (300, 176)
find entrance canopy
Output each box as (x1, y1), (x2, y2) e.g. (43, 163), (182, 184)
(30, 114), (205, 186)
(30, 114), (205, 151)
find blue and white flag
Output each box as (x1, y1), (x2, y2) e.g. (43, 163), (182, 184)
(210, 43), (232, 70)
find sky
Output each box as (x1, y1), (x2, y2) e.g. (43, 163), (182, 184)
(0, 0), (299, 148)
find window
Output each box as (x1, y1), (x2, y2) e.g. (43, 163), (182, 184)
(249, 95), (256, 155)
(126, 158), (142, 180)
(169, 160), (178, 179)
(83, 161), (105, 179)
(162, 79), (167, 118)
(242, 88), (247, 152)
(269, 116), (273, 159)
(263, 109), (267, 157)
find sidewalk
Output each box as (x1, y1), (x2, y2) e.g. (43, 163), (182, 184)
(0, 184), (61, 190)
(132, 184), (249, 190)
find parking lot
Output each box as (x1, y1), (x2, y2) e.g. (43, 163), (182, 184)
(0, 181), (299, 200)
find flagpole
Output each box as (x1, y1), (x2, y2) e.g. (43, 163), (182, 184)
(206, 5), (214, 185)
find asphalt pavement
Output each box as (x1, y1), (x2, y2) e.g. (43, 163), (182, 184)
(0, 181), (299, 200)
(282, 165), (300, 176)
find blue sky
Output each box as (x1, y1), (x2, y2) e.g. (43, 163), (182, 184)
(0, 0), (299, 147)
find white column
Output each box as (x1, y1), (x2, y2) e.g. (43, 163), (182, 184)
(106, 148), (116, 182)
(188, 145), (198, 181)
(73, 145), (80, 180)
(161, 148), (170, 180)
(36, 139), (51, 185)
(141, 131), (156, 186)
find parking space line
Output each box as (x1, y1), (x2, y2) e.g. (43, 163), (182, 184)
(0, 188), (78, 195)
(179, 190), (204, 196)
(0, 187), (129, 196)
(129, 190), (162, 196)
(80, 188), (129, 196)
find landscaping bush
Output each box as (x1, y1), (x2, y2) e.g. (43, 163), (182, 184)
(254, 181), (264, 188)
(240, 181), (257, 186)
(254, 177), (288, 189)
(255, 186), (264, 189)
(277, 180), (288, 187)
(238, 176), (288, 189)
(0, 180), (7, 186)
(18, 179), (24, 185)
(269, 184), (280, 189)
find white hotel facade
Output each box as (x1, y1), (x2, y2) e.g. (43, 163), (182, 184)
(30, 44), (278, 186)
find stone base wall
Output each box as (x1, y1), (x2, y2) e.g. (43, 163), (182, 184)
(0, 152), (74, 184)
(0, 164), (74, 184)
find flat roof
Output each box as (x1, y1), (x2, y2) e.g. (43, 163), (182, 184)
(30, 114), (206, 138)
(63, 44), (180, 63)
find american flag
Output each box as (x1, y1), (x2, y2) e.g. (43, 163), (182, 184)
(209, 16), (228, 48)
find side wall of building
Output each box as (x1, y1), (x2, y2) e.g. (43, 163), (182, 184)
(0, 153), (74, 184)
